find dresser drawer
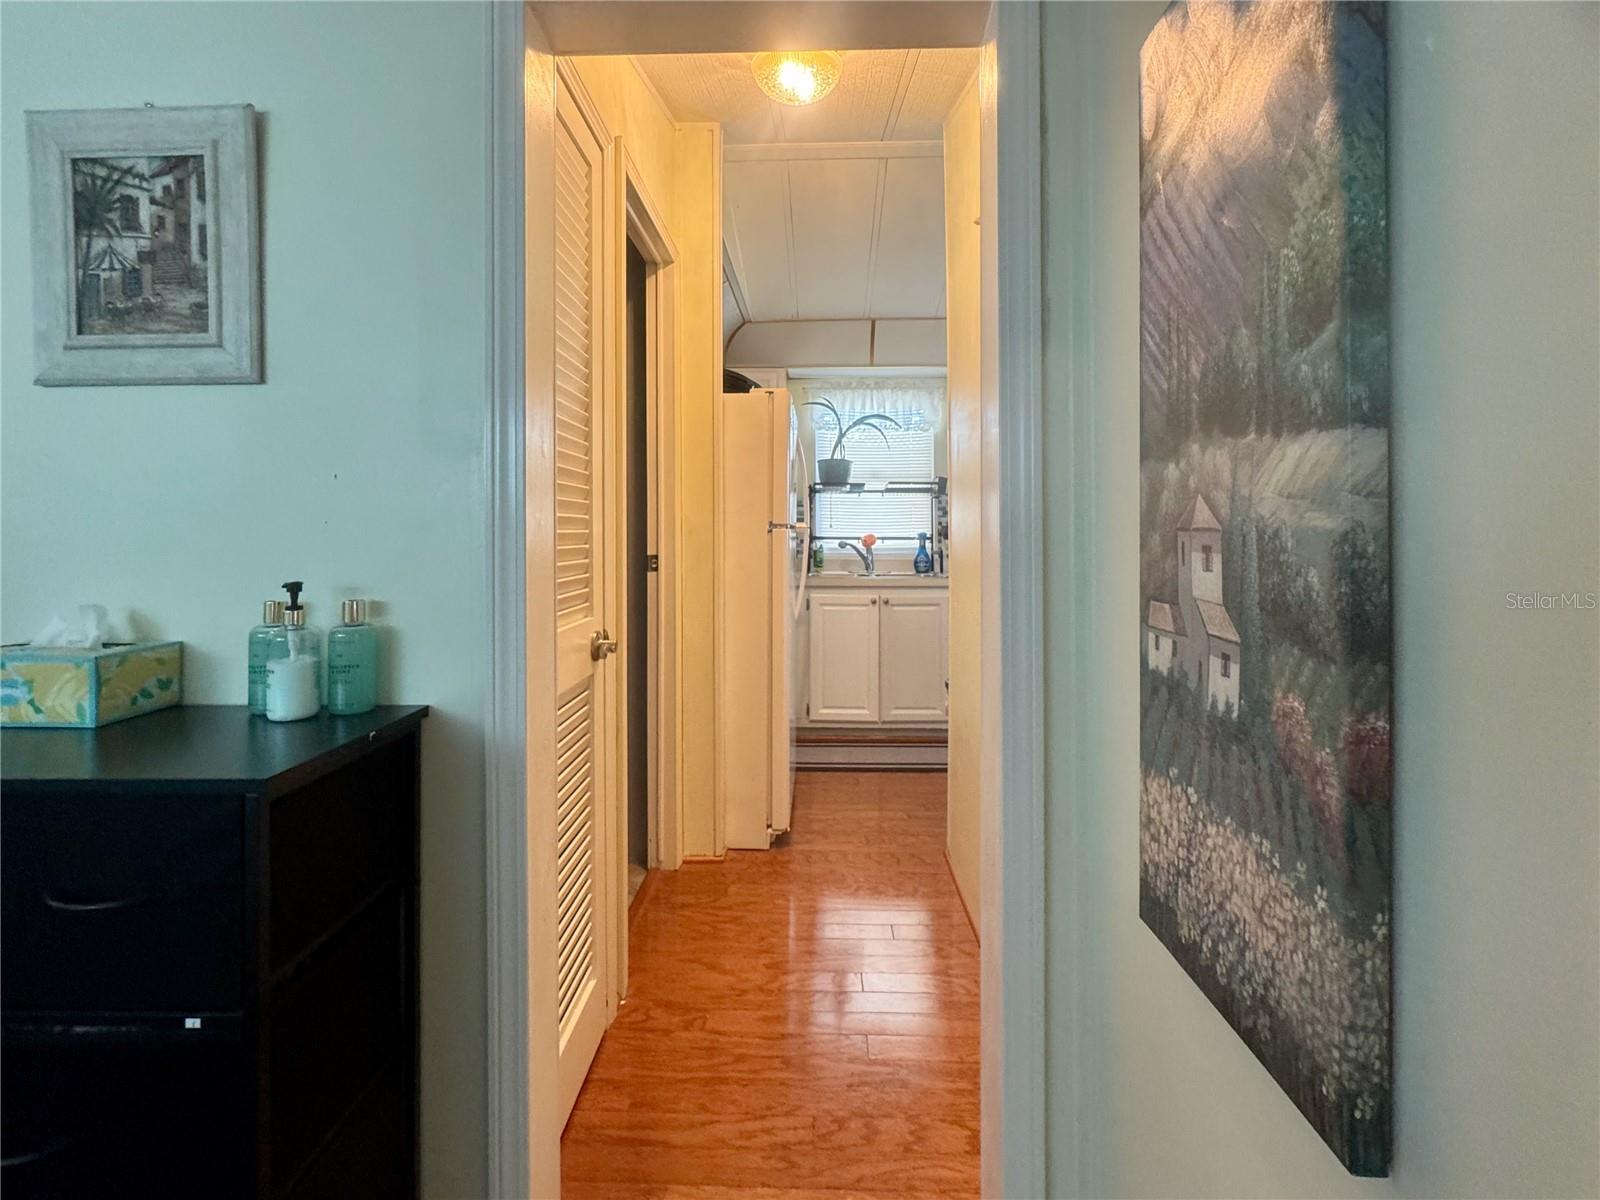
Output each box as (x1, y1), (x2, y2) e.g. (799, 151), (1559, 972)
(1, 792), (244, 1013)
(0, 1030), (249, 1199)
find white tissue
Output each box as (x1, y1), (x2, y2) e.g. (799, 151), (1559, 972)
(28, 604), (111, 650)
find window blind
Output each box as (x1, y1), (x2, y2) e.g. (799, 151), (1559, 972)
(802, 381), (942, 543)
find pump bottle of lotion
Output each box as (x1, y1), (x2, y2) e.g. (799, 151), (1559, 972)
(265, 581), (323, 721)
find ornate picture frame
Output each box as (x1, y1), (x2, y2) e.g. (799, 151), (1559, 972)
(26, 104), (261, 385)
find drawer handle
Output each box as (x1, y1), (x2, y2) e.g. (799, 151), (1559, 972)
(42, 888), (151, 914)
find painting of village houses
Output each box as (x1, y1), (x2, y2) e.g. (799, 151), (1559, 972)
(1138, 0), (1392, 1176)
(72, 154), (210, 336)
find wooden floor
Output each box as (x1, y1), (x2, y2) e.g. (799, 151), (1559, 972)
(561, 770), (980, 1199)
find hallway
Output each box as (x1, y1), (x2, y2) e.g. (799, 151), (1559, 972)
(561, 771), (981, 1198)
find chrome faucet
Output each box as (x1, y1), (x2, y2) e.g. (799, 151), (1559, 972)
(838, 539), (875, 575)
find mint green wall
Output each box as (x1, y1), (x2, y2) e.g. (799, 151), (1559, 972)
(1, 4), (492, 1194)
(1040, 2), (1599, 1196)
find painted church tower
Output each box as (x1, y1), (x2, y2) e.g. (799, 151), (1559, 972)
(1144, 492), (1243, 715)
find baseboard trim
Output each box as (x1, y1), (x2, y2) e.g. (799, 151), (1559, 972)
(628, 868), (661, 930)
(945, 849), (980, 945)
(680, 854), (727, 864)
(795, 742), (949, 770)
(795, 727), (949, 747)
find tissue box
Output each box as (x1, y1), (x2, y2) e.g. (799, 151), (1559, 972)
(0, 641), (182, 728)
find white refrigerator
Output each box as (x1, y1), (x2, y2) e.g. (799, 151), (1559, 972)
(715, 388), (806, 847)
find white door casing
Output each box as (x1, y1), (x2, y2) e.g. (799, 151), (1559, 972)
(490, 5), (1048, 1195)
(879, 591), (950, 722)
(807, 590), (881, 723)
(552, 74), (616, 1124)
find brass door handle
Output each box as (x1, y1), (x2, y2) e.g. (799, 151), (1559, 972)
(590, 630), (618, 661)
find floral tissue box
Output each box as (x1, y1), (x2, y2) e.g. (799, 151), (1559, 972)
(0, 641), (182, 728)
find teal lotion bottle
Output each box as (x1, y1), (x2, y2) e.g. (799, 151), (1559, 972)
(327, 598), (378, 716)
(265, 581), (323, 722)
(247, 599), (286, 714)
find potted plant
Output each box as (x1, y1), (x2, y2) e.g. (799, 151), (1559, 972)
(802, 398), (902, 486)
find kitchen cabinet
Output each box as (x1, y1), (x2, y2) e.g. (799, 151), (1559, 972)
(878, 592), (950, 723)
(806, 586), (948, 727)
(806, 590), (881, 722)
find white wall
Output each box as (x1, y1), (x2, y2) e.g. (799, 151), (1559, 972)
(1040, 3), (1600, 1197)
(1, 4), (493, 1195)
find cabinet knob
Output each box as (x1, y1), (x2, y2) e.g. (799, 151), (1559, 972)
(870, 597), (878, 605)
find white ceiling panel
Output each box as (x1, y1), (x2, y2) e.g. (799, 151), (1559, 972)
(724, 147), (950, 322)
(636, 48), (978, 145)
(771, 51), (908, 143)
(787, 158), (883, 319)
(637, 46), (976, 325)
(869, 156), (948, 318)
(886, 49), (982, 139)
(723, 159), (797, 319)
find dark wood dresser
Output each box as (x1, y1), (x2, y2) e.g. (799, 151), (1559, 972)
(1, 705), (427, 1200)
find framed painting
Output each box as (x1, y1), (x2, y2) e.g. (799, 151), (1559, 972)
(1138, 0), (1392, 1176)
(26, 104), (260, 385)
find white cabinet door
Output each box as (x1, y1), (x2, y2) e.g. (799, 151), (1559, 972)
(807, 591), (880, 723)
(879, 591), (949, 723)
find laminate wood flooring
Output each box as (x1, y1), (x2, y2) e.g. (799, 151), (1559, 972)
(561, 770), (979, 1198)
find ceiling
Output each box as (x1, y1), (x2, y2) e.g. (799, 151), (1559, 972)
(722, 145), (947, 321)
(639, 49), (978, 325)
(636, 48), (978, 145)
(529, 2), (990, 55)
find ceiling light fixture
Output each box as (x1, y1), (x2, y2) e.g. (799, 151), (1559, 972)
(752, 50), (843, 107)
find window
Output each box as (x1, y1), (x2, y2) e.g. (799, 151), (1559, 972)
(195, 164), (206, 203)
(1181, 541), (1186, 564)
(1154, 634), (1162, 651)
(117, 194), (140, 232)
(1220, 652), (1231, 678)
(804, 379), (943, 544)
(1202, 543), (1213, 572)
(198, 224), (207, 260)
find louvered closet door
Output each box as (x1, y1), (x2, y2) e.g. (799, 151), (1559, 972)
(553, 78), (613, 1125)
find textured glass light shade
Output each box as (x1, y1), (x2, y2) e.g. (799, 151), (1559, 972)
(752, 51), (843, 106)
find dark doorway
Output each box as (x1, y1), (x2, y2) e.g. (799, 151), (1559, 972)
(625, 238), (649, 889)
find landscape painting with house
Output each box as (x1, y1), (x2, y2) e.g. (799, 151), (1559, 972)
(1138, 0), (1392, 1176)
(71, 154), (211, 336)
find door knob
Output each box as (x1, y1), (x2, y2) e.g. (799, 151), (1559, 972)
(590, 629), (618, 661)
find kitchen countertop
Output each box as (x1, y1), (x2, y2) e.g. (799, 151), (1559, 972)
(806, 572), (949, 589)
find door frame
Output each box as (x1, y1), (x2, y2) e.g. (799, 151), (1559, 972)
(485, 3), (1048, 1197)
(622, 148), (683, 876)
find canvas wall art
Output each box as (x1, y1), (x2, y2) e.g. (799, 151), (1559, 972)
(27, 105), (260, 385)
(1138, 0), (1392, 1176)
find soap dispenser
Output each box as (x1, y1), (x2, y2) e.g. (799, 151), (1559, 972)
(265, 580), (323, 722)
(914, 533), (934, 575)
(247, 599), (286, 715)
(327, 598), (378, 716)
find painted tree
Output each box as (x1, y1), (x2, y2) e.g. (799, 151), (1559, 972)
(1332, 522), (1390, 659)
